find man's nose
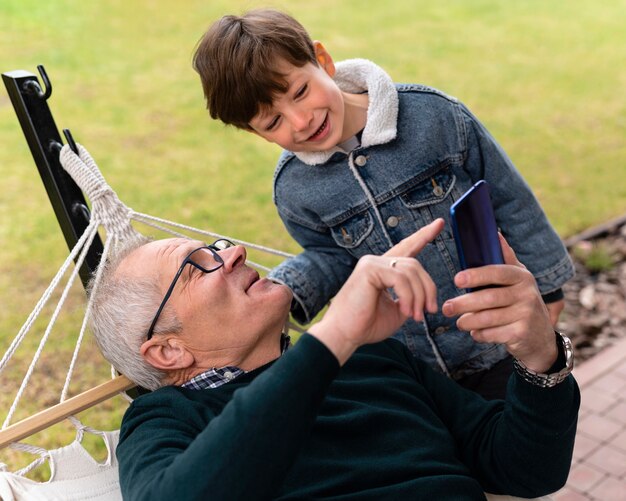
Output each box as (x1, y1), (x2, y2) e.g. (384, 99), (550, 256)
(221, 245), (247, 272)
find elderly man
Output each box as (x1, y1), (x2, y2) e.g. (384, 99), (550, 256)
(90, 219), (578, 501)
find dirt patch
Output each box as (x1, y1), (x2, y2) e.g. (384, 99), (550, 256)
(559, 216), (626, 362)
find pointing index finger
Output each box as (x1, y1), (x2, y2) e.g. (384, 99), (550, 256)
(384, 219), (445, 258)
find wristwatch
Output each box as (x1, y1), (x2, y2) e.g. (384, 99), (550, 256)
(513, 331), (574, 388)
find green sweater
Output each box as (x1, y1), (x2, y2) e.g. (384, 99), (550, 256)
(118, 334), (579, 500)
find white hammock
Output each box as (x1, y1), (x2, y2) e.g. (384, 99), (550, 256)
(0, 143), (302, 483)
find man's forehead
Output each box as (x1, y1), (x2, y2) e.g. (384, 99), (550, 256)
(144, 238), (203, 258)
(119, 238), (204, 276)
(158, 238), (204, 254)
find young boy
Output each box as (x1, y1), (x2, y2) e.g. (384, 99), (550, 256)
(192, 9), (574, 399)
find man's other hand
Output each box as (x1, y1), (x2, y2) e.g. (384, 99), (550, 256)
(442, 233), (558, 373)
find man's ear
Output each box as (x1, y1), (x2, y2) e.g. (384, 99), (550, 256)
(313, 41), (335, 77)
(140, 337), (195, 371)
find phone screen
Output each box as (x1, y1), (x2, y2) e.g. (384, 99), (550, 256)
(450, 180), (504, 271)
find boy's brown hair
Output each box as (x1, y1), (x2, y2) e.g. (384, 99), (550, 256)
(193, 9), (317, 130)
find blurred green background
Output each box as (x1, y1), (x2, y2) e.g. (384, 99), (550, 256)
(1, 0), (625, 473)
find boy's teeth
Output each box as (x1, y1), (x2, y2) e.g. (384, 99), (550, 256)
(311, 117), (326, 138)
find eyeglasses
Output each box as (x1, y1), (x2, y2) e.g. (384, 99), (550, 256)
(146, 239), (236, 340)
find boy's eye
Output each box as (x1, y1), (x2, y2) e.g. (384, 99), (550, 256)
(295, 84), (308, 99)
(266, 116), (280, 131)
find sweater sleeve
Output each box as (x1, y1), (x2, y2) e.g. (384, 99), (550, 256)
(117, 334), (339, 501)
(412, 351), (580, 497)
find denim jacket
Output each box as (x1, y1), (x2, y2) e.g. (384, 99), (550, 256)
(269, 59), (574, 378)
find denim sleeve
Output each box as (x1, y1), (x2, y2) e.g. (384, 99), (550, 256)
(457, 104), (575, 293)
(268, 216), (357, 324)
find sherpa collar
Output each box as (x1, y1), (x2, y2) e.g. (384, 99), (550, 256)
(294, 58), (398, 166)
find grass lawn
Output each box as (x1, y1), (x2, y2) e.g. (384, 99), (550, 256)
(1, 0), (625, 475)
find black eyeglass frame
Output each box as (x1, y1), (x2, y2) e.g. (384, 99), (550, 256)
(146, 239), (234, 340)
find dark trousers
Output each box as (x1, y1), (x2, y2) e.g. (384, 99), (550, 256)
(457, 355), (514, 400)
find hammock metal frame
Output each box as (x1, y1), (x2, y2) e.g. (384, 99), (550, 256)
(2, 65), (103, 288)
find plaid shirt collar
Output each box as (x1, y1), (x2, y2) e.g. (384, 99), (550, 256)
(182, 334), (291, 390)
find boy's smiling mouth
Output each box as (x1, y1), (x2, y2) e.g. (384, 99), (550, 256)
(307, 114), (329, 141)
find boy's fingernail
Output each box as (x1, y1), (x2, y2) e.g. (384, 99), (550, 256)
(456, 272), (467, 287)
(442, 301), (453, 316)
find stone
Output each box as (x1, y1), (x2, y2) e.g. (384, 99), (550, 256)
(579, 284), (597, 309)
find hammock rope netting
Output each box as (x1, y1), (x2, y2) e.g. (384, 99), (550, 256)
(0, 143), (303, 478)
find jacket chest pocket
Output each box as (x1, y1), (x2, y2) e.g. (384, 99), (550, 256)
(400, 170), (457, 237)
(329, 211), (379, 256)
(399, 170), (456, 210)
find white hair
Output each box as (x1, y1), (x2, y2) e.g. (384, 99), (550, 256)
(88, 238), (182, 390)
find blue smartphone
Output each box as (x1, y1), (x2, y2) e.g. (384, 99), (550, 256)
(450, 180), (504, 275)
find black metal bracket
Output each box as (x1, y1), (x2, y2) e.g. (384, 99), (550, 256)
(2, 66), (104, 289)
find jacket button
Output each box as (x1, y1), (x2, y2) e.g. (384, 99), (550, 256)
(434, 326), (447, 335)
(354, 155), (367, 167)
(433, 185), (444, 197)
(343, 234), (353, 245)
(386, 216), (399, 228)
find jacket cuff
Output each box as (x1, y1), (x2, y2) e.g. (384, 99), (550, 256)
(268, 266), (315, 324)
(534, 253), (575, 295)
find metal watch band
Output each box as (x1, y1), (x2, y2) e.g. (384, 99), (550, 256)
(513, 332), (574, 388)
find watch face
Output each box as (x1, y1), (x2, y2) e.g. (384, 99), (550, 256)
(558, 332), (575, 371)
